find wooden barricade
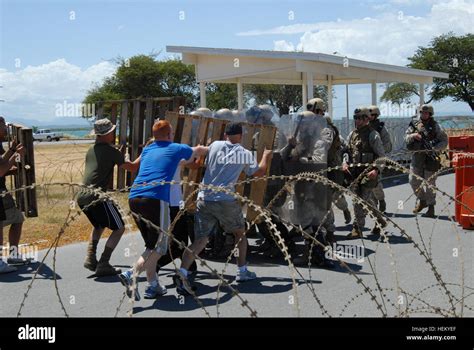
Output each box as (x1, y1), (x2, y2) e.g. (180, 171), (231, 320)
(92, 98), (276, 221)
(165, 112), (276, 221)
(94, 97), (185, 189)
(9, 124), (38, 217)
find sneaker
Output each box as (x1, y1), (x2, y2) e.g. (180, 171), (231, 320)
(7, 255), (33, 265)
(0, 260), (17, 274)
(118, 270), (141, 301)
(236, 269), (257, 282)
(144, 283), (167, 299)
(95, 261), (122, 277)
(172, 272), (196, 296)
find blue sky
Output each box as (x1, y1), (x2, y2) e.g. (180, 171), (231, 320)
(0, 0), (432, 68)
(1, 0), (472, 121)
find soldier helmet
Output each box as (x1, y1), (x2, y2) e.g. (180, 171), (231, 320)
(258, 104), (275, 124)
(368, 105), (380, 117)
(300, 111), (317, 118)
(307, 98), (326, 113)
(353, 107), (370, 119)
(215, 108), (233, 120)
(231, 110), (246, 122)
(419, 104), (434, 116)
(247, 105), (275, 124)
(245, 106), (261, 124)
(192, 107), (213, 118)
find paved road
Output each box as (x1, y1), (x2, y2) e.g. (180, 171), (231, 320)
(1, 173), (473, 317)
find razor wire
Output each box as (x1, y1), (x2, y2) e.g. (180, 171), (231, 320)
(2, 142), (474, 318)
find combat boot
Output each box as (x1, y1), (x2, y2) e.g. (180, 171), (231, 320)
(312, 233), (335, 269)
(371, 222), (386, 236)
(95, 261), (121, 276)
(84, 240), (98, 271)
(343, 209), (352, 224)
(413, 200), (427, 214)
(422, 205), (435, 218)
(325, 231), (336, 246)
(293, 243), (310, 266)
(378, 200), (386, 213)
(347, 224), (363, 239)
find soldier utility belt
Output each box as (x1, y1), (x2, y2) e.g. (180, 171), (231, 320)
(356, 152), (375, 164)
(297, 157), (324, 164)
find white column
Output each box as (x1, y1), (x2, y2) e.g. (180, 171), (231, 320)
(302, 73), (308, 111)
(327, 75), (333, 118)
(307, 72), (314, 100)
(237, 79), (243, 111)
(199, 81), (206, 108)
(371, 81), (377, 105)
(419, 83), (425, 105)
(346, 84), (350, 135)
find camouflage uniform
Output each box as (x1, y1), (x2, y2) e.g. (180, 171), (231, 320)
(345, 110), (386, 236)
(245, 106), (295, 258)
(310, 114), (337, 235)
(332, 135), (352, 224)
(333, 191), (349, 211)
(280, 107), (334, 267)
(281, 111), (328, 230)
(405, 107), (447, 216)
(369, 111), (392, 212)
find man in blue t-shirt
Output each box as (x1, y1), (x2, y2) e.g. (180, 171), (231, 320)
(174, 122), (272, 296)
(119, 120), (207, 300)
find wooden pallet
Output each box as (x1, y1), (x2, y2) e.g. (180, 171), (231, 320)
(91, 100), (276, 221)
(166, 112), (276, 220)
(9, 124), (38, 217)
(93, 97), (185, 189)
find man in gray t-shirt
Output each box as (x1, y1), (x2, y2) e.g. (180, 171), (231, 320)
(174, 123), (272, 295)
(198, 139), (259, 201)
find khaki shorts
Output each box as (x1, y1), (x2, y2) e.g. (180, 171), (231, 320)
(1, 206), (25, 227)
(194, 200), (245, 240)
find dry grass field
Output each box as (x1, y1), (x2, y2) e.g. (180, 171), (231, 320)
(12, 142), (131, 250)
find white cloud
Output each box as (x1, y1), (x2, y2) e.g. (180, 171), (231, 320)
(372, 3), (393, 11)
(390, 0), (419, 4)
(390, 0), (438, 5)
(0, 59), (116, 120)
(273, 40), (295, 51)
(238, 0), (473, 115)
(238, 0), (473, 65)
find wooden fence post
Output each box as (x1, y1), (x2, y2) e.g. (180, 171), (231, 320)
(117, 101), (128, 189)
